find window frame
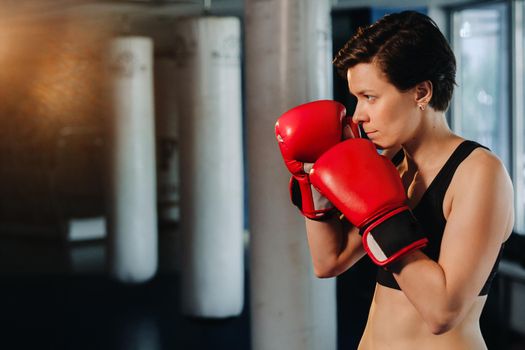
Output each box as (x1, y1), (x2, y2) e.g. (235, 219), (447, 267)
(448, 0), (524, 235)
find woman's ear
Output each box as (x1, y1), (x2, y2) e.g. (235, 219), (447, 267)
(415, 80), (433, 108)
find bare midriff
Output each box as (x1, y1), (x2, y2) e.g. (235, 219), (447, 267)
(358, 284), (488, 350)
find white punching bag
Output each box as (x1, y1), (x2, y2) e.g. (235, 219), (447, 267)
(106, 36), (158, 283)
(154, 58), (180, 225)
(245, 0), (337, 349)
(175, 17), (244, 318)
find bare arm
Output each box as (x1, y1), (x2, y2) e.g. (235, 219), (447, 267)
(390, 149), (514, 334)
(303, 143), (405, 278)
(305, 215), (366, 278)
(304, 144), (402, 278)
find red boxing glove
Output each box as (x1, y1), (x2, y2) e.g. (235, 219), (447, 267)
(310, 139), (428, 266)
(275, 100), (360, 219)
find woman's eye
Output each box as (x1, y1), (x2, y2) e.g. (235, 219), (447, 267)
(365, 95), (375, 101)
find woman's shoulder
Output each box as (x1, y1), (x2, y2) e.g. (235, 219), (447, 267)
(458, 143), (508, 179)
(452, 141), (513, 203)
(447, 141), (514, 241)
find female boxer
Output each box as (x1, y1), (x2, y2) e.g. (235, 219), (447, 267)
(277, 11), (514, 350)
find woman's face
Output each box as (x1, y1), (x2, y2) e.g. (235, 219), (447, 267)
(347, 62), (420, 149)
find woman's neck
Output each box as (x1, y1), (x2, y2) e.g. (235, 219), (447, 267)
(401, 110), (461, 172)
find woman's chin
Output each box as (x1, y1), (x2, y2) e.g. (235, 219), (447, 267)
(374, 143), (385, 151)
(371, 140), (387, 151)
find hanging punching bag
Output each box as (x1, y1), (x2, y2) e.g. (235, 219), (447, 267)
(106, 36), (158, 283)
(174, 16), (245, 318)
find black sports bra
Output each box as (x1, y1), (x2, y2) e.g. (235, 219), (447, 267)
(376, 140), (504, 296)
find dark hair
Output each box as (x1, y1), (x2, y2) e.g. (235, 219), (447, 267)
(333, 11), (456, 112)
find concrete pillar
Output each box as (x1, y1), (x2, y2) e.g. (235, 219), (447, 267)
(245, 0), (337, 349)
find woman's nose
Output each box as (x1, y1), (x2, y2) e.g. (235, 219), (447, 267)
(352, 111), (367, 124)
(352, 102), (370, 124)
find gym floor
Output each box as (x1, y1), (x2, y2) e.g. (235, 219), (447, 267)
(1, 232), (525, 350)
(0, 274), (251, 350)
(0, 231), (250, 350)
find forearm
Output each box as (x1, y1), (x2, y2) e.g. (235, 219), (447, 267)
(305, 217), (365, 278)
(390, 251), (471, 334)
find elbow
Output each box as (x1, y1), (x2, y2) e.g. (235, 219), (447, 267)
(313, 264), (339, 279)
(428, 320), (453, 335)
(313, 267), (337, 279)
(426, 310), (460, 335)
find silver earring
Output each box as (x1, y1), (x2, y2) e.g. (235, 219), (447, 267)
(418, 104), (425, 111)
